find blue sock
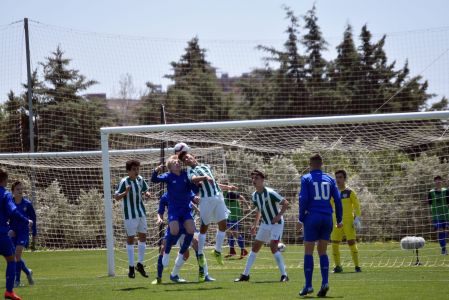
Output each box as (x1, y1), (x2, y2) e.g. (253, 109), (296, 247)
(438, 232), (447, 249)
(6, 261), (16, 292)
(164, 234), (177, 254)
(304, 255), (314, 288)
(319, 255), (329, 286)
(157, 254), (163, 278)
(237, 235), (245, 249)
(21, 259), (31, 276)
(228, 236), (235, 248)
(180, 234), (193, 254)
(195, 250), (204, 274)
(15, 260), (22, 283)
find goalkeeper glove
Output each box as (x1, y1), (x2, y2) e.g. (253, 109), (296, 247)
(353, 216), (362, 232)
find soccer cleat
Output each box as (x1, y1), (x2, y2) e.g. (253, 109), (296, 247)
(204, 275), (216, 282)
(136, 262), (149, 278)
(225, 247), (236, 258)
(197, 254), (206, 268)
(26, 269), (34, 285)
(299, 286), (314, 297)
(198, 272), (206, 282)
(170, 274), (187, 283)
(212, 250), (224, 265)
(280, 275), (289, 282)
(442, 248), (448, 255)
(240, 248), (248, 259)
(128, 266), (135, 278)
(317, 284), (330, 298)
(355, 266), (362, 273)
(4, 291), (22, 300)
(151, 277), (162, 285)
(234, 274), (250, 282)
(333, 265), (343, 273)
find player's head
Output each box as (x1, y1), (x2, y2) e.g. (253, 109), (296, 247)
(11, 181), (24, 198)
(179, 152), (197, 167)
(251, 169), (266, 189)
(309, 154), (323, 170)
(335, 169), (347, 186)
(434, 175), (443, 189)
(0, 168), (8, 186)
(166, 155), (181, 173)
(125, 159), (140, 179)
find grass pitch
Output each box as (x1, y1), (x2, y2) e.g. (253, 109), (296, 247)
(1, 243), (448, 299)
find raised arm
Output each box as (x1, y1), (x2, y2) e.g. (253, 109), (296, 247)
(151, 166), (170, 183)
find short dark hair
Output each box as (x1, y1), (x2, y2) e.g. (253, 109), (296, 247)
(335, 170), (347, 179)
(434, 175), (443, 181)
(177, 151), (189, 161)
(11, 181), (22, 192)
(251, 169), (266, 179)
(0, 168), (8, 183)
(126, 159), (140, 171)
(310, 154), (323, 164)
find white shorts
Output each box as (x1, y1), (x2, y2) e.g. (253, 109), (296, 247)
(199, 193), (230, 225)
(124, 216), (147, 236)
(255, 223), (284, 243)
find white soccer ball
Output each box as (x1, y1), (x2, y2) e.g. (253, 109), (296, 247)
(278, 242), (286, 253)
(173, 142), (190, 154)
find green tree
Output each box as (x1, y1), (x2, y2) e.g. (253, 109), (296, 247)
(165, 37), (230, 121)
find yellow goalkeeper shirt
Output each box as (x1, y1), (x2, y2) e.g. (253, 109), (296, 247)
(331, 186), (361, 223)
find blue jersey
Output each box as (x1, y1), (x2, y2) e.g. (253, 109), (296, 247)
(299, 170), (342, 224)
(0, 186), (28, 237)
(9, 198), (36, 237)
(152, 170), (198, 214)
(157, 192), (196, 219)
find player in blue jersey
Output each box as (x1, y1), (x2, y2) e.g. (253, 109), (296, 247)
(298, 154), (343, 298)
(151, 155), (197, 270)
(0, 169), (33, 300)
(8, 181), (36, 287)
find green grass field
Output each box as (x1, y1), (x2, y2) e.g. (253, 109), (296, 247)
(1, 243), (449, 299)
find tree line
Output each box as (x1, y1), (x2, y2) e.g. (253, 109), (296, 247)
(1, 6), (447, 152)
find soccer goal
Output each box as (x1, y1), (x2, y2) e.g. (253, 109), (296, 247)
(100, 111), (449, 277)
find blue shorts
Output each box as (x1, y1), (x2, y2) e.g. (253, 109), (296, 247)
(168, 210), (193, 224)
(303, 213), (333, 242)
(433, 220), (448, 230)
(11, 232), (29, 248)
(0, 236), (15, 257)
(164, 225), (187, 241)
(227, 220), (240, 231)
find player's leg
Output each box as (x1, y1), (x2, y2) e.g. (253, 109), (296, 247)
(316, 215), (333, 298)
(226, 223), (236, 257)
(2, 236), (21, 300)
(235, 239), (264, 282)
(152, 240), (166, 284)
(179, 218), (195, 255)
(170, 232), (188, 283)
(135, 217), (149, 277)
(236, 225), (247, 258)
(212, 196), (229, 264)
(331, 226), (343, 273)
(436, 222), (448, 254)
(16, 240), (32, 285)
(300, 215), (317, 295)
(269, 224), (288, 281)
(13, 245), (24, 287)
(124, 218), (137, 278)
(197, 198), (211, 261)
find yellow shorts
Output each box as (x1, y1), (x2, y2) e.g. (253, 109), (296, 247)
(331, 222), (356, 241)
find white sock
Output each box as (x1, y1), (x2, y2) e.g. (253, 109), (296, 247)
(215, 230), (226, 252)
(171, 253), (185, 277)
(198, 233), (206, 255)
(138, 241), (146, 263)
(162, 252), (170, 267)
(274, 251), (287, 276)
(243, 251), (257, 276)
(126, 244), (135, 267)
(203, 259), (209, 276)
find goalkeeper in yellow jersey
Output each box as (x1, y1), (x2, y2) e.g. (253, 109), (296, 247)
(330, 170), (362, 273)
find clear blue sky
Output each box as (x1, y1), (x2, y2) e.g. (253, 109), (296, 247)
(1, 0), (449, 103)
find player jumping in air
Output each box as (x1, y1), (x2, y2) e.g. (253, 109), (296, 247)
(298, 154), (342, 298)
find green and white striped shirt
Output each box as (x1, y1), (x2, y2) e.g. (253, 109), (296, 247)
(188, 164), (221, 198)
(115, 175), (149, 220)
(252, 187), (284, 224)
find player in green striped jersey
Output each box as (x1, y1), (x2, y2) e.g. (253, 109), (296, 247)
(235, 170), (289, 282)
(179, 152), (237, 267)
(114, 159), (151, 279)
